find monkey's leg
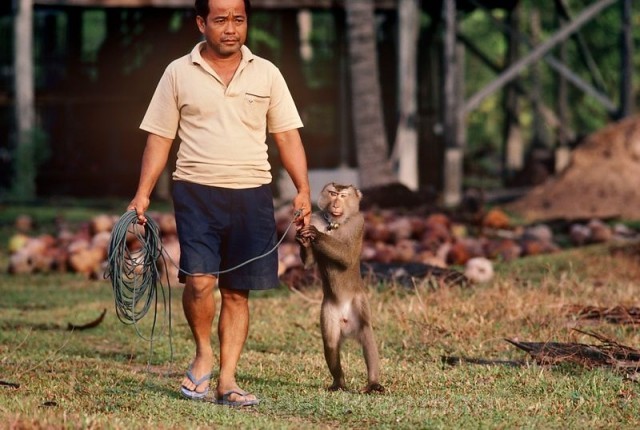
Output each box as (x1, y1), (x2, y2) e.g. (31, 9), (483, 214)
(321, 306), (346, 391)
(359, 323), (385, 394)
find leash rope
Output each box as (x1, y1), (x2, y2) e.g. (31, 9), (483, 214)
(105, 208), (300, 361)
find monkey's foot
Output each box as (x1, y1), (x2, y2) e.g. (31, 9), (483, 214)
(363, 383), (385, 394)
(327, 383), (346, 392)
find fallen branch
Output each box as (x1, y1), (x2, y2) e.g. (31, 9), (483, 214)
(505, 329), (640, 370)
(563, 304), (640, 324)
(67, 309), (107, 331)
(1, 309), (108, 332)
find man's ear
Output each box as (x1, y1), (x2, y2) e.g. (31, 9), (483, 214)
(196, 15), (206, 33)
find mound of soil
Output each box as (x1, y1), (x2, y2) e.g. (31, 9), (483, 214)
(505, 114), (640, 222)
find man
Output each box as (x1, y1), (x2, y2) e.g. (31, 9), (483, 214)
(127, 0), (311, 406)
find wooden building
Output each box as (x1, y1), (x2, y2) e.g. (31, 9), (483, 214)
(2, 0), (634, 204)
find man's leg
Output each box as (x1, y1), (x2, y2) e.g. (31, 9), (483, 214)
(181, 275), (216, 394)
(215, 287), (257, 402)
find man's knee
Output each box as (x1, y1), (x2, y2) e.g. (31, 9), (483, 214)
(185, 275), (217, 298)
(220, 288), (249, 307)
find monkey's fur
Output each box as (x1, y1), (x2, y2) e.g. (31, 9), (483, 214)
(296, 183), (384, 393)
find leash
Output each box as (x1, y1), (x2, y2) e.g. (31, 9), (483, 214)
(105, 208), (301, 363)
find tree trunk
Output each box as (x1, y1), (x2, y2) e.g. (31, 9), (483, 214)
(345, 0), (395, 188)
(502, 3), (523, 182)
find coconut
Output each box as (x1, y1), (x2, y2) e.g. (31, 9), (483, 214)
(464, 257), (494, 284)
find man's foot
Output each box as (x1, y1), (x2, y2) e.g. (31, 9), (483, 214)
(180, 356), (213, 399)
(180, 367), (211, 400)
(215, 389), (259, 407)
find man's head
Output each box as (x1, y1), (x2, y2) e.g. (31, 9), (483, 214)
(195, 0), (251, 22)
(195, 0), (250, 58)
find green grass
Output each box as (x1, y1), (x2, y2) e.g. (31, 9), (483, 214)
(1, 211), (640, 428)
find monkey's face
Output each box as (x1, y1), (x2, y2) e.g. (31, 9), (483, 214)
(318, 183), (362, 221)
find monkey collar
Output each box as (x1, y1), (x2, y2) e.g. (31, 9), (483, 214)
(323, 213), (340, 231)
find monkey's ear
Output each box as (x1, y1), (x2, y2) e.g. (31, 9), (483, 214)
(317, 183), (332, 209)
(354, 187), (363, 201)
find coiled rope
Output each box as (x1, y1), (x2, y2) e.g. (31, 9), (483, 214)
(105, 209), (300, 361)
(105, 210), (170, 363)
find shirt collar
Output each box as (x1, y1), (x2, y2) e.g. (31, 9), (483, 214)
(190, 41), (254, 67)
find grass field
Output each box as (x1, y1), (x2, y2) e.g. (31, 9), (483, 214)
(1, 206), (640, 429)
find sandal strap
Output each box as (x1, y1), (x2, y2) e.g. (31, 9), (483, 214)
(186, 369), (211, 386)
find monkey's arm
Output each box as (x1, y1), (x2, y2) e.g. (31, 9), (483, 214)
(310, 215), (364, 269)
(297, 237), (316, 268)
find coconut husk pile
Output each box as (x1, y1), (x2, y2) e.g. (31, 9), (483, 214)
(505, 114), (640, 222)
(506, 330), (640, 371)
(6, 212), (180, 281)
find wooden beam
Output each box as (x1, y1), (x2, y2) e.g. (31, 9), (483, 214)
(466, 0), (617, 115)
(394, 0), (420, 190)
(32, 0), (398, 9)
(442, 0), (463, 207)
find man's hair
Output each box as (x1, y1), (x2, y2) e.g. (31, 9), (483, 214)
(194, 0), (252, 20)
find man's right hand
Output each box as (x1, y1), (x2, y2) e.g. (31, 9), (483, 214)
(127, 195), (150, 225)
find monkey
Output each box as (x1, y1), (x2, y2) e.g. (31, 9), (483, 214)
(296, 183), (384, 394)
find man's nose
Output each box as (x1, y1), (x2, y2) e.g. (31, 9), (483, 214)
(223, 21), (235, 32)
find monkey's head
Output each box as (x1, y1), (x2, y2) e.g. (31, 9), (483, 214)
(317, 183), (362, 223)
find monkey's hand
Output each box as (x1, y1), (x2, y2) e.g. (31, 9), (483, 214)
(296, 227), (317, 268)
(295, 232), (312, 247)
(297, 225), (319, 243)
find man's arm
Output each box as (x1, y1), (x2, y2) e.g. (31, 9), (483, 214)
(271, 128), (311, 227)
(127, 133), (174, 224)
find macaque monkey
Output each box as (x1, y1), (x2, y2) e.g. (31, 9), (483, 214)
(296, 183), (384, 393)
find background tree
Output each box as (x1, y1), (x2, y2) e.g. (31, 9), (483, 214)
(345, 0), (395, 188)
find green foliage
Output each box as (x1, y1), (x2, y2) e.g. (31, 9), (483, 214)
(6, 127), (50, 202)
(459, 0), (640, 184)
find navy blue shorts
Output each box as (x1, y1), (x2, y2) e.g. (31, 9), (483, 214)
(172, 181), (279, 291)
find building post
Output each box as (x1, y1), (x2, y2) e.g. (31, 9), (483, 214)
(14, 0), (36, 199)
(442, 0), (463, 207)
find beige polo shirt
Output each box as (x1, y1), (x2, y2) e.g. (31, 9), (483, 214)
(140, 42), (303, 189)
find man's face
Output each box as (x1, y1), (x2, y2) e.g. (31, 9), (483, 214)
(197, 0), (247, 57)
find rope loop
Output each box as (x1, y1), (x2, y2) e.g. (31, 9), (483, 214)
(105, 210), (167, 342)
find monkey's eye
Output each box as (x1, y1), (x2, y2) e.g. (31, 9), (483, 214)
(339, 193), (349, 198)
(329, 191), (338, 197)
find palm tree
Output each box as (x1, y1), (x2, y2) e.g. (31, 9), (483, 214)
(344, 0), (395, 188)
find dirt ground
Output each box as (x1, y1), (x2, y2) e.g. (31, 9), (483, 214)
(505, 114), (640, 222)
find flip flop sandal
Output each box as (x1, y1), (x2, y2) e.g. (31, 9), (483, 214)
(180, 367), (211, 400)
(215, 390), (260, 407)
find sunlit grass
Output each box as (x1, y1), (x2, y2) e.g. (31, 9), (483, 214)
(1, 240), (640, 428)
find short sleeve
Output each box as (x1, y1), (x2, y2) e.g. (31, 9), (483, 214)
(266, 67), (304, 134)
(140, 65), (180, 139)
